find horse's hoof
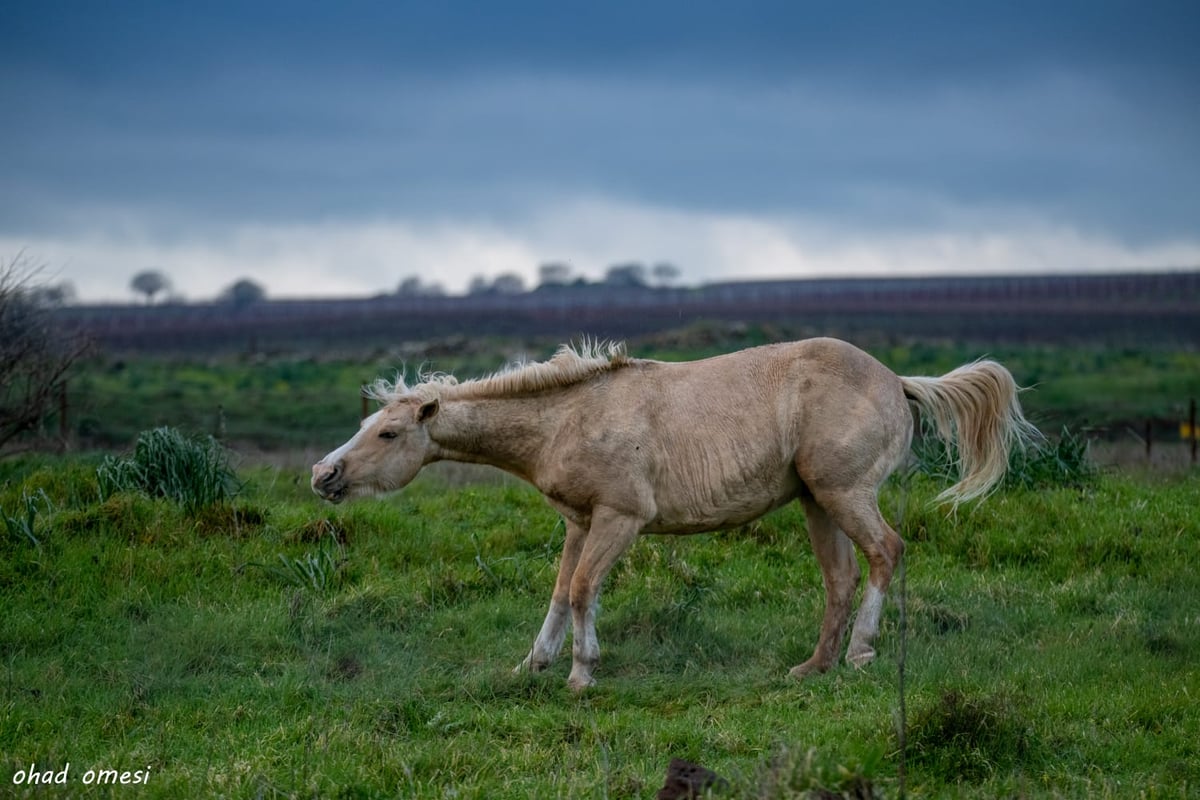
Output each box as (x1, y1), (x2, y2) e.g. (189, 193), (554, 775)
(514, 657), (549, 675)
(846, 647), (876, 669)
(788, 659), (830, 680)
(566, 673), (595, 692)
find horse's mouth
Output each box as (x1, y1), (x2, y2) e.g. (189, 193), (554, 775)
(312, 482), (348, 504)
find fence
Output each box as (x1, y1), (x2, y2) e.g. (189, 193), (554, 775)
(1141, 398), (1198, 464)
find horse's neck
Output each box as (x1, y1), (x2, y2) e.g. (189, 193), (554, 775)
(429, 394), (558, 482)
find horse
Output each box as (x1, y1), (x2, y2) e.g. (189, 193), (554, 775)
(312, 338), (1038, 690)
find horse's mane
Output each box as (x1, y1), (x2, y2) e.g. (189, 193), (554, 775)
(364, 340), (633, 404)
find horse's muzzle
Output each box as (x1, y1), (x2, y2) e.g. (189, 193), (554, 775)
(311, 460), (348, 503)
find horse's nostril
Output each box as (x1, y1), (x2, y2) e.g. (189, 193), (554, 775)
(315, 461), (343, 488)
(311, 460), (340, 489)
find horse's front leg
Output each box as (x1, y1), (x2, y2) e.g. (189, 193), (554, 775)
(567, 507), (642, 691)
(515, 519), (587, 674)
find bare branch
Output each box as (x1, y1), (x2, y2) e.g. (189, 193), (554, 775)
(0, 252), (91, 451)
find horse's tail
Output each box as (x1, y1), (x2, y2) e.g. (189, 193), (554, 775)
(900, 361), (1041, 506)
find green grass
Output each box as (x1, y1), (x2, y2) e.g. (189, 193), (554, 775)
(1, 451), (1197, 798)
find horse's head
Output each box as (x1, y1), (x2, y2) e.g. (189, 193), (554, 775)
(311, 397), (440, 503)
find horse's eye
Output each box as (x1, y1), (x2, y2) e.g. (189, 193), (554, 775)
(379, 431), (399, 440)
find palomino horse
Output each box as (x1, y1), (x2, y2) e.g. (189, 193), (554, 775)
(312, 338), (1037, 690)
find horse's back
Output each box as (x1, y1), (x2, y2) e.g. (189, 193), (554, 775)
(626, 337), (905, 418)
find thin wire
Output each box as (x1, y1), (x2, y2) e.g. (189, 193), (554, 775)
(895, 466), (912, 800)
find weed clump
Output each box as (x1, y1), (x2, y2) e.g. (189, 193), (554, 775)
(242, 532), (346, 594)
(749, 746), (879, 799)
(906, 689), (1041, 783)
(97, 426), (239, 511)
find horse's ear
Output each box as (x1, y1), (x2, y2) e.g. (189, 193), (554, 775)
(416, 398), (439, 423)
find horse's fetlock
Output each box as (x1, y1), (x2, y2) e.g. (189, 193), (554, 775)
(846, 644), (877, 669)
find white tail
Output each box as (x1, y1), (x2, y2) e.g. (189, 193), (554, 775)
(901, 361), (1041, 505)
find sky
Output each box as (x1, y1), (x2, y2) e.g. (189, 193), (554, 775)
(1, 1), (1198, 302)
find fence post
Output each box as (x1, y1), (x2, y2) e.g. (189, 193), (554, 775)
(1191, 398), (1197, 466)
(1145, 420), (1152, 461)
(58, 381), (68, 443)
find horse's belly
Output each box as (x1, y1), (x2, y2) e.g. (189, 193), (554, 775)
(644, 470), (801, 535)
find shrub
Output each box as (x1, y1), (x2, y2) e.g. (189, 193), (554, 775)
(0, 253), (89, 449)
(97, 426), (239, 511)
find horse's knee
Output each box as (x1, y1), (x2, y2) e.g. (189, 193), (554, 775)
(568, 580), (593, 616)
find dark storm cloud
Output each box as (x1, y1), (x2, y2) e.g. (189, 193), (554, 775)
(6, 1), (1197, 83)
(0, 1), (1197, 274)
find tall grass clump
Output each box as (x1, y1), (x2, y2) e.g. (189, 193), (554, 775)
(1003, 425), (1097, 490)
(1, 488), (51, 548)
(912, 419), (1096, 495)
(96, 426), (239, 511)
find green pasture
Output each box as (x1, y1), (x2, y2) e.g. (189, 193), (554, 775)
(1, 450), (1197, 798)
(4, 332), (1199, 797)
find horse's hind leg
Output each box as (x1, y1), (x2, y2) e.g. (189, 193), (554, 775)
(817, 489), (905, 669)
(515, 518), (587, 674)
(790, 496), (861, 680)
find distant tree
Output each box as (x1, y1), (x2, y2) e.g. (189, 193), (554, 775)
(397, 276), (446, 297)
(492, 272), (526, 295)
(468, 275), (492, 295)
(651, 262), (681, 287)
(604, 262), (648, 288)
(0, 253), (89, 450)
(27, 281), (76, 307)
(130, 269), (171, 304)
(538, 262), (572, 287)
(220, 278), (266, 308)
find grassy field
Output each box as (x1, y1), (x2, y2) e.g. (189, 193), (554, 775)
(3, 331), (1198, 797)
(2, 446), (1197, 798)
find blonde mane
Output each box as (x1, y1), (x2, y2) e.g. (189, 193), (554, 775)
(365, 340), (632, 404)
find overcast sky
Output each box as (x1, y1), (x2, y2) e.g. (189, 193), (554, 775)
(2, 1), (1198, 302)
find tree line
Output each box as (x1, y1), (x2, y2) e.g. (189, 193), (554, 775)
(123, 262), (686, 304)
